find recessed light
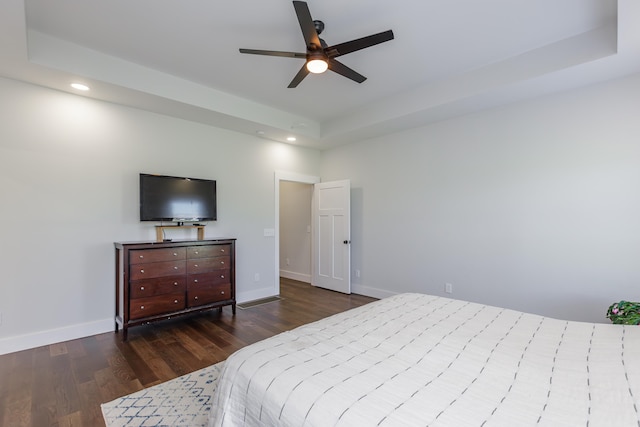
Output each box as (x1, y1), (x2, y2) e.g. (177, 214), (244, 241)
(286, 136), (297, 142)
(71, 83), (90, 91)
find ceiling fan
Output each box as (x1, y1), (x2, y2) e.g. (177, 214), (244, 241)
(239, 1), (394, 88)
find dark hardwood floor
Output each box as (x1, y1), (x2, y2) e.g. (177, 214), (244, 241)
(0, 279), (376, 426)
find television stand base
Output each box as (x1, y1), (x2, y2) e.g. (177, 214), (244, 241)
(155, 225), (205, 242)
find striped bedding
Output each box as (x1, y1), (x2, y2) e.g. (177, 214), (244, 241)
(208, 293), (640, 426)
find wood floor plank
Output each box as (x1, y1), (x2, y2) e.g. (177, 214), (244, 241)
(57, 410), (82, 427)
(172, 325), (220, 364)
(126, 340), (171, 386)
(51, 353), (81, 419)
(63, 339), (87, 359)
(94, 366), (140, 403)
(30, 347), (58, 427)
(49, 342), (68, 357)
(104, 346), (137, 383)
(0, 279), (376, 426)
(2, 396), (32, 427)
(112, 339), (156, 387)
(76, 380), (105, 427)
(1, 350), (33, 406)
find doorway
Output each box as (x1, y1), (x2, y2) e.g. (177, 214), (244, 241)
(279, 180), (313, 283)
(274, 171), (320, 296)
(274, 171), (352, 296)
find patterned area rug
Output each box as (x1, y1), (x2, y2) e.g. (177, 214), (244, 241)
(101, 362), (224, 427)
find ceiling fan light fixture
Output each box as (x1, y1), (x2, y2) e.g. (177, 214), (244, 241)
(306, 58), (328, 74)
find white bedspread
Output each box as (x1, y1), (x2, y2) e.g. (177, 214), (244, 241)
(208, 293), (640, 426)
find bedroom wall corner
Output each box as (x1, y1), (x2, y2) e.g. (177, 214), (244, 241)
(319, 72), (640, 323)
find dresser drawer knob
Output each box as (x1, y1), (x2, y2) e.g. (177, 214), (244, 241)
(139, 255), (144, 259)
(194, 251), (199, 255)
(173, 266), (178, 270)
(140, 305), (145, 310)
(174, 299), (179, 303)
(140, 269), (145, 273)
(221, 261), (225, 265)
(194, 296), (199, 300)
(221, 275), (225, 279)
(221, 249), (225, 253)
(194, 279), (198, 283)
(140, 286), (145, 291)
(194, 264), (198, 268)
(173, 282), (178, 286)
(221, 291), (225, 295)
(173, 252), (177, 256)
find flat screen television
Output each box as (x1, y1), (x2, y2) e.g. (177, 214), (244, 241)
(139, 173), (217, 223)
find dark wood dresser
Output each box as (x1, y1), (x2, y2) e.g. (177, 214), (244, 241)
(114, 238), (236, 340)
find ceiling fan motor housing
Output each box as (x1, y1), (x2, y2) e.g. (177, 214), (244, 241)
(313, 20), (324, 35)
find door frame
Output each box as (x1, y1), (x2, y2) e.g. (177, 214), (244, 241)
(274, 171), (321, 296)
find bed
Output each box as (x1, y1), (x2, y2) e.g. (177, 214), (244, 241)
(208, 293), (640, 426)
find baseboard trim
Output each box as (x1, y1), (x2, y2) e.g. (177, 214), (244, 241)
(236, 287), (278, 305)
(0, 318), (113, 356)
(279, 270), (311, 283)
(351, 284), (398, 300)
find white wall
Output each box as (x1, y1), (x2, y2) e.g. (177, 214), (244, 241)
(279, 181), (312, 282)
(321, 72), (640, 323)
(3, 70), (639, 354)
(0, 77), (321, 354)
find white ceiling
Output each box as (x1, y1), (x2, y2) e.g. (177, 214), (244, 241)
(1, 0), (639, 149)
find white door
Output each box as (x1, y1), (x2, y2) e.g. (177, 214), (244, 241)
(312, 180), (351, 294)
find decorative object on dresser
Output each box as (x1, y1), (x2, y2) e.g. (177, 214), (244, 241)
(114, 239), (236, 340)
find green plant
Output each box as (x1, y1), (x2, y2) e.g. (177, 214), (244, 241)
(607, 301), (640, 325)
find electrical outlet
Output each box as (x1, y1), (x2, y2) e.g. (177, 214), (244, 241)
(254, 273), (260, 282)
(355, 269), (361, 278)
(286, 258), (290, 266)
(445, 283), (453, 294)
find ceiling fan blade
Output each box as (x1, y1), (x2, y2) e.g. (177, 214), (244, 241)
(328, 59), (366, 83)
(239, 48), (306, 58)
(288, 64), (310, 88)
(325, 30), (394, 58)
(293, 1), (322, 49)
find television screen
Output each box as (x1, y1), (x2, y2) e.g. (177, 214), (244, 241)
(140, 174), (217, 222)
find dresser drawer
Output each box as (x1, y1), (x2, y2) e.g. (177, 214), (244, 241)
(187, 283), (231, 307)
(130, 277), (186, 298)
(187, 270), (230, 287)
(130, 247), (186, 264)
(187, 256), (230, 273)
(187, 245), (231, 259)
(129, 294), (185, 320)
(130, 260), (186, 280)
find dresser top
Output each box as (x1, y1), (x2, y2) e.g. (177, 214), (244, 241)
(114, 238), (235, 249)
